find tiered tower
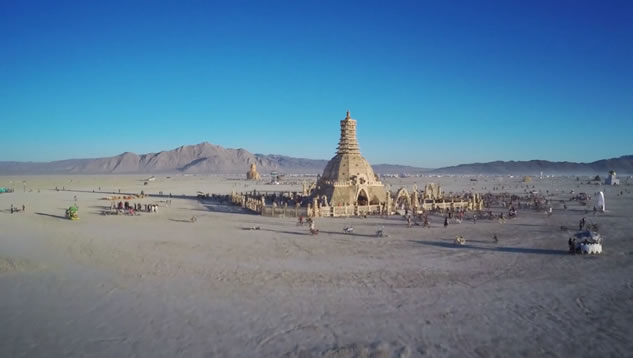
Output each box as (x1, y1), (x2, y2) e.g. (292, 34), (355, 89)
(337, 111), (361, 154)
(315, 111), (386, 206)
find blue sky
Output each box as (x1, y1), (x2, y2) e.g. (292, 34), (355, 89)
(1, 0), (632, 167)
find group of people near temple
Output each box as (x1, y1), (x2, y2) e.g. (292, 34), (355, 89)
(109, 201), (160, 214)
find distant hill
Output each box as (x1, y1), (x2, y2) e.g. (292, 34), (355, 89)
(432, 156), (633, 175)
(372, 164), (430, 175)
(0, 142), (630, 176)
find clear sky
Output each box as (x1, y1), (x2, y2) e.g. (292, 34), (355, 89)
(1, 0), (632, 168)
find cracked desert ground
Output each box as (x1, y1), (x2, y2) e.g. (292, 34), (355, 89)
(1, 175), (632, 357)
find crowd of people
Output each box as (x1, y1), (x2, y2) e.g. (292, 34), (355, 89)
(9, 204), (26, 214)
(107, 201), (161, 215)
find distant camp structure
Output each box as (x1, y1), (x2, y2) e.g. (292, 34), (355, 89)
(246, 163), (261, 180)
(605, 170), (619, 185)
(228, 111), (483, 218)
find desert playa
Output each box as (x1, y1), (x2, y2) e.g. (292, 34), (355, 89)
(1, 174), (632, 357)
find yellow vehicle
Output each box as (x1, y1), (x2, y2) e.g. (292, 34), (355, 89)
(66, 205), (79, 220)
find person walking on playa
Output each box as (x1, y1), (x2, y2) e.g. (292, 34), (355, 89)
(309, 219), (318, 235)
(444, 216), (448, 228)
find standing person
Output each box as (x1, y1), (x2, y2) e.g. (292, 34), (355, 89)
(309, 218), (318, 235)
(473, 214), (477, 224)
(444, 216), (448, 228)
(22, 204), (25, 212)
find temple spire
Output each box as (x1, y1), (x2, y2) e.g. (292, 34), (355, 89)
(337, 110), (361, 155)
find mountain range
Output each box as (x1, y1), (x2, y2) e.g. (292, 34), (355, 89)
(0, 142), (631, 176)
(433, 156), (633, 175)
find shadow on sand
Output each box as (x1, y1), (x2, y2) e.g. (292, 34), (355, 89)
(259, 228), (312, 236)
(409, 240), (567, 256)
(198, 202), (252, 214)
(259, 228), (379, 238)
(34, 212), (67, 220)
(168, 218), (195, 223)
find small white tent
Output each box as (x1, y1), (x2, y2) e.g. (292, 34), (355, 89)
(597, 191), (605, 212)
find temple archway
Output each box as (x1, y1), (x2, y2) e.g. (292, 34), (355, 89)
(395, 188), (411, 209)
(357, 189), (369, 206)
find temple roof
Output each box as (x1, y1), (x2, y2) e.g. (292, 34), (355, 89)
(320, 111), (380, 185)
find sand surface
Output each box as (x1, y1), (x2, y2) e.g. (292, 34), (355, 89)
(1, 175), (633, 357)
